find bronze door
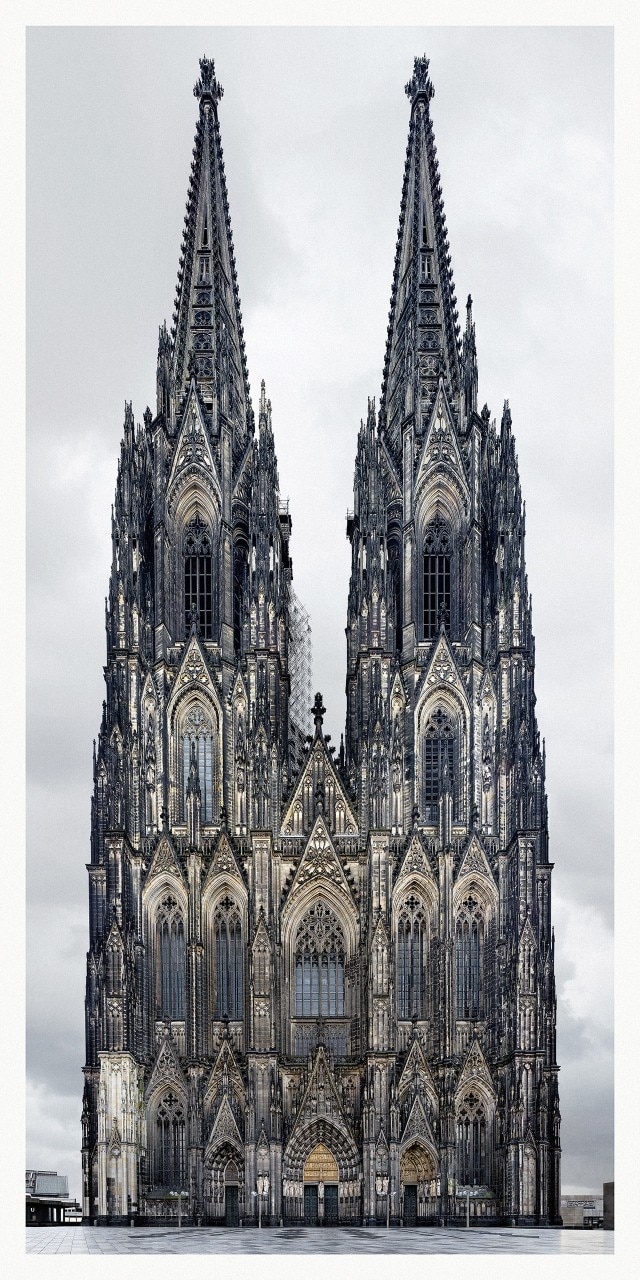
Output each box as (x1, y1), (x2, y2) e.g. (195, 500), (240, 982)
(224, 1185), (239, 1226)
(303, 1185), (319, 1225)
(404, 1184), (417, 1226)
(324, 1184), (338, 1225)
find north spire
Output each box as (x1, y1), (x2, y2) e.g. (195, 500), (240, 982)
(168, 56), (252, 455)
(379, 55), (462, 468)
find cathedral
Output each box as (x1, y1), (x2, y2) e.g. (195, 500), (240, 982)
(82, 54), (561, 1229)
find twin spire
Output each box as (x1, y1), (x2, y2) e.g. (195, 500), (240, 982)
(168, 56), (252, 452)
(380, 54), (463, 467)
(166, 54), (465, 474)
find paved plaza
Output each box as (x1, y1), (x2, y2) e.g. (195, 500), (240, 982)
(26, 1225), (614, 1255)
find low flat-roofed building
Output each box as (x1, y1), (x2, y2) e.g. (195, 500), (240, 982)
(560, 1193), (604, 1229)
(26, 1169), (80, 1226)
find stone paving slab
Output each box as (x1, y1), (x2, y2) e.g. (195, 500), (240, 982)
(26, 1225), (614, 1255)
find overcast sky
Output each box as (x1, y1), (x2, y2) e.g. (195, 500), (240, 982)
(24, 24), (613, 1204)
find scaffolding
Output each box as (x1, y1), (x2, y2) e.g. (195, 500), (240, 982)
(288, 591), (313, 764)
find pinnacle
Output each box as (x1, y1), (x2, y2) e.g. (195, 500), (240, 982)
(311, 692), (326, 736)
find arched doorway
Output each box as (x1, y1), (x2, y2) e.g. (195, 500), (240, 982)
(224, 1159), (240, 1227)
(203, 1143), (244, 1225)
(283, 1117), (361, 1226)
(303, 1144), (339, 1226)
(400, 1143), (438, 1226)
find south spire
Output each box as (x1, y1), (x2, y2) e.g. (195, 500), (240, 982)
(380, 55), (462, 466)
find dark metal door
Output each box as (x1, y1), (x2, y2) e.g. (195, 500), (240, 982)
(303, 1185), (318, 1225)
(324, 1184), (338, 1225)
(404, 1184), (417, 1226)
(225, 1185), (239, 1227)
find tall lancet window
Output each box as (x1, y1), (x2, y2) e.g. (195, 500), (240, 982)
(184, 514), (213, 639)
(456, 1092), (487, 1186)
(423, 515), (451, 638)
(157, 895), (185, 1020)
(424, 707), (456, 822)
(396, 894), (427, 1018)
(294, 903), (345, 1017)
(215, 897), (243, 1019)
(455, 896), (484, 1019)
(233, 543), (248, 653)
(182, 706), (214, 823)
(155, 1092), (186, 1188)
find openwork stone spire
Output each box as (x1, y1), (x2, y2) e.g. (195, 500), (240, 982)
(379, 55), (462, 468)
(169, 55), (252, 453)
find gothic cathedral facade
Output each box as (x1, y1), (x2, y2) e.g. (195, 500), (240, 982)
(82, 55), (561, 1228)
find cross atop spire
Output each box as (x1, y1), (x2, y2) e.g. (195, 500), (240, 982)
(193, 56), (224, 106)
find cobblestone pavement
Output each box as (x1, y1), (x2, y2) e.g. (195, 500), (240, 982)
(26, 1225), (614, 1255)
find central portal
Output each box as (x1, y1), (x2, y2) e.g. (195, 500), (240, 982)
(303, 1143), (339, 1226)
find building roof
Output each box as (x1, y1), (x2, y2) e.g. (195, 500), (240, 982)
(32, 1174), (68, 1197)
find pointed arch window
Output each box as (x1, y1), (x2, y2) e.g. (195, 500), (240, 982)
(456, 1091), (487, 1186)
(106, 941), (122, 997)
(396, 894), (427, 1018)
(294, 903), (345, 1017)
(233, 542), (248, 653)
(455, 896), (484, 1019)
(215, 897), (243, 1019)
(423, 516), (451, 638)
(424, 707), (456, 822)
(182, 705), (214, 823)
(155, 1091), (186, 1188)
(253, 936), (269, 995)
(156, 895), (185, 1020)
(184, 514), (213, 639)
(387, 542), (402, 652)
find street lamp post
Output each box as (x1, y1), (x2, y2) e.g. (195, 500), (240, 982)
(168, 1190), (187, 1226)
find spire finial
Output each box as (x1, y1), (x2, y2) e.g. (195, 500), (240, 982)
(405, 55), (435, 107)
(259, 379), (268, 430)
(312, 692), (326, 737)
(194, 56), (223, 106)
